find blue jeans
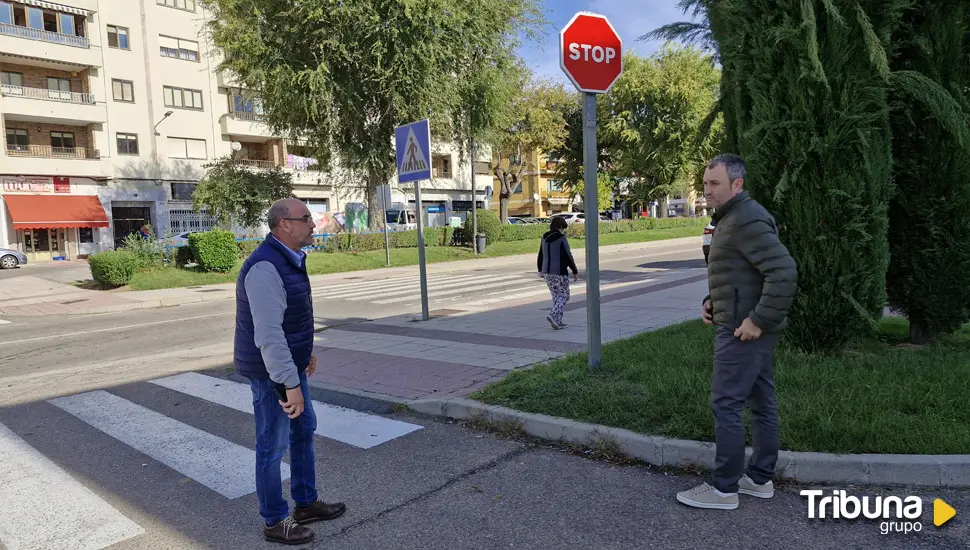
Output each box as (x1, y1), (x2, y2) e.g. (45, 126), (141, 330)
(250, 372), (318, 525)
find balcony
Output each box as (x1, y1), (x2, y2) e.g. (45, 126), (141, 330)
(237, 158), (278, 169)
(221, 111), (274, 139)
(0, 22), (101, 68)
(4, 145), (108, 177)
(540, 188), (572, 205)
(1, 85), (106, 124)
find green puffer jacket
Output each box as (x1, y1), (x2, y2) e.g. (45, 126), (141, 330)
(704, 191), (798, 334)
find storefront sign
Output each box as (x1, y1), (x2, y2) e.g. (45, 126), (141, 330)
(1, 177), (70, 194)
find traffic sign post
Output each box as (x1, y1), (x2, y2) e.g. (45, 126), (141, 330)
(395, 118), (433, 321)
(560, 12), (622, 370)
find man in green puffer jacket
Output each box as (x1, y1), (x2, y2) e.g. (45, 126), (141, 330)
(676, 154), (798, 511)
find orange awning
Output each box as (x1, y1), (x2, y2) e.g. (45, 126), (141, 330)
(3, 194), (110, 229)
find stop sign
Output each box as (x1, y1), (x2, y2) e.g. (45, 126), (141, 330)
(560, 12), (623, 94)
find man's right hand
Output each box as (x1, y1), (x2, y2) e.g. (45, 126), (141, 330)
(280, 387), (305, 419)
(702, 299), (714, 325)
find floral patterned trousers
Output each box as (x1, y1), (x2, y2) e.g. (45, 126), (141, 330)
(543, 274), (571, 324)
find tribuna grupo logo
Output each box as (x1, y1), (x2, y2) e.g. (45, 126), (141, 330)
(801, 490), (923, 535)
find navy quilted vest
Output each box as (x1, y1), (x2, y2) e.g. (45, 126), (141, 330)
(233, 234), (314, 380)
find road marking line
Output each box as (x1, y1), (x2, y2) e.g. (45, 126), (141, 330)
(0, 319), (9, 325)
(372, 277), (539, 304)
(311, 272), (471, 296)
(149, 373), (423, 449)
(320, 273), (497, 301)
(0, 312), (233, 347)
(0, 421), (145, 550)
(48, 390), (285, 499)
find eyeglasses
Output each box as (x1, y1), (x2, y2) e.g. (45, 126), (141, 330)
(283, 215), (313, 224)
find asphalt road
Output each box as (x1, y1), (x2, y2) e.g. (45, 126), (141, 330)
(2, 243), (967, 549)
(0, 372), (966, 550)
(0, 242), (706, 382)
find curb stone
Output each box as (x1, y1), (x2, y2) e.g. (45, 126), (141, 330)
(406, 397), (970, 489)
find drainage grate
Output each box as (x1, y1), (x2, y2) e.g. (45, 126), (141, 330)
(60, 299), (88, 305)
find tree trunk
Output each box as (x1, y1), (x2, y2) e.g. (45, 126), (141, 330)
(366, 177), (381, 231)
(908, 313), (931, 345)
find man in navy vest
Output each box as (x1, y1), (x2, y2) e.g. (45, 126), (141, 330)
(235, 198), (345, 545)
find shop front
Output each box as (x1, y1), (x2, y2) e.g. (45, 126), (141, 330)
(1, 181), (110, 262)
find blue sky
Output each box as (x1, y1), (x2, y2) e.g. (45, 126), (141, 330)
(517, 0), (697, 83)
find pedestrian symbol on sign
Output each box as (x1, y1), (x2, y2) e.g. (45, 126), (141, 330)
(399, 128), (429, 176)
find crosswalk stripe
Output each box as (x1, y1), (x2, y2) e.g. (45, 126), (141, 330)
(149, 373), (423, 449)
(323, 273), (498, 301)
(311, 272), (472, 298)
(371, 277), (538, 304)
(0, 421), (145, 550)
(48, 390), (287, 499)
(0, 319), (10, 325)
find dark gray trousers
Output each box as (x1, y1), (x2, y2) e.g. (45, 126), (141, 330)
(709, 325), (780, 493)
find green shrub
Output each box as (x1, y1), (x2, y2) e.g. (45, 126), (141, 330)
(89, 250), (142, 286)
(463, 209), (501, 244)
(175, 246), (196, 268)
(120, 232), (163, 269)
(499, 224), (548, 242)
(189, 229), (238, 272)
(237, 239), (261, 258)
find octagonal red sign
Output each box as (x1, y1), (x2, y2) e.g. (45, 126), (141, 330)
(560, 12), (623, 94)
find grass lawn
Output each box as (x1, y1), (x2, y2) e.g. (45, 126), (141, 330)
(124, 225), (704, 291)
(471, 317), (970, 455)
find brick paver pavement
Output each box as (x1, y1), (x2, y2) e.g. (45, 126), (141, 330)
(309, 269), (708, 401)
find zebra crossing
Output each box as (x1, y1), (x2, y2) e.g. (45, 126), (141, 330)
(0, 372), (423, 550)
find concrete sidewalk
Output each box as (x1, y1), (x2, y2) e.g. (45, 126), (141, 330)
(0, 236), (702, 317)
(306, 268), (707, 401)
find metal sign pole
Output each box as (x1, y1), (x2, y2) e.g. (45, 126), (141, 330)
(583, 91), (601, 370)
(414, 180), (430, 320)
(381, 184), (391, 266)
(470, 135), (478, 254)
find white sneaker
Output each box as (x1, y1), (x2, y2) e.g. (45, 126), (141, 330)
(738, 474), (774, 498)
(676, 482), (738, 510)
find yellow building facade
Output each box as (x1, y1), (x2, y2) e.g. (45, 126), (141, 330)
(490, 149), (576, 218)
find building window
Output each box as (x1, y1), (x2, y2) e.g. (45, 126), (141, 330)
(157, 0), (195, 12)
(117, 133), (139, 155)
(159, 35), (198, 61)
(47, 77), (71, 100)
(167, 137), (206, 159)
(1, 71), (23, 90)
(112, 79), (134, 102)
(51, 131), (76, 150)
(107, 25), (129, 49)
(5, 128), (28, 151)
(163, 85), (203, 110)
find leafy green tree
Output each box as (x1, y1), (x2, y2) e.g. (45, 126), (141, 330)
(489, 71), (572, 222)
(602, 46), (722, 217)
(192, 156), (293, 229)
(566, 171), (615, 213)
(201, 0), (541, 228)
(886, 0), (970, 343)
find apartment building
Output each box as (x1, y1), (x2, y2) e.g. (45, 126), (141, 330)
(490, 148), (578, 219)
(0, 0), (490, 264)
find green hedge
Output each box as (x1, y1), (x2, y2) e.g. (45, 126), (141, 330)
(317, 215), (706, 253)
(463, 209), (502, 244)
(189, 229), (238, 272)
(89, 250), (143, 286)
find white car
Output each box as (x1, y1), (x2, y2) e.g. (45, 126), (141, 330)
(551, 212), (585, 224)
(703, 219), (715, 264)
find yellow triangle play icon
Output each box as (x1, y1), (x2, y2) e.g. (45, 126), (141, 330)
(934, 499), (956, 527)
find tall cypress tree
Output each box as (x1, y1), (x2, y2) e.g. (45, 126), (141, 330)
(887, 2), (970, 343)
(704, 0), (907, 352)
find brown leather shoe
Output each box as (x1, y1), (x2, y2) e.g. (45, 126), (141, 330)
(264, 517), (314, 545)
(293, 500), (347, 524)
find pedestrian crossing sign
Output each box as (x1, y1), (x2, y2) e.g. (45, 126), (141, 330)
(395, 119), (432, 184)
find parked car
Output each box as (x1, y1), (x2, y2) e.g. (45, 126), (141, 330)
(703, 218), (715, 264)
(0, 247), (27, 269)
(550, 212), (585, 225)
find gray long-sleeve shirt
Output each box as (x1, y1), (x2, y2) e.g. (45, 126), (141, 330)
(244, 260), (303, 389)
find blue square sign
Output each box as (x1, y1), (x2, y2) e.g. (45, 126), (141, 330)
(395, 119), (432, 184)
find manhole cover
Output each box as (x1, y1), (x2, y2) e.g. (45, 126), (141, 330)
(60, 299), (88, 305)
